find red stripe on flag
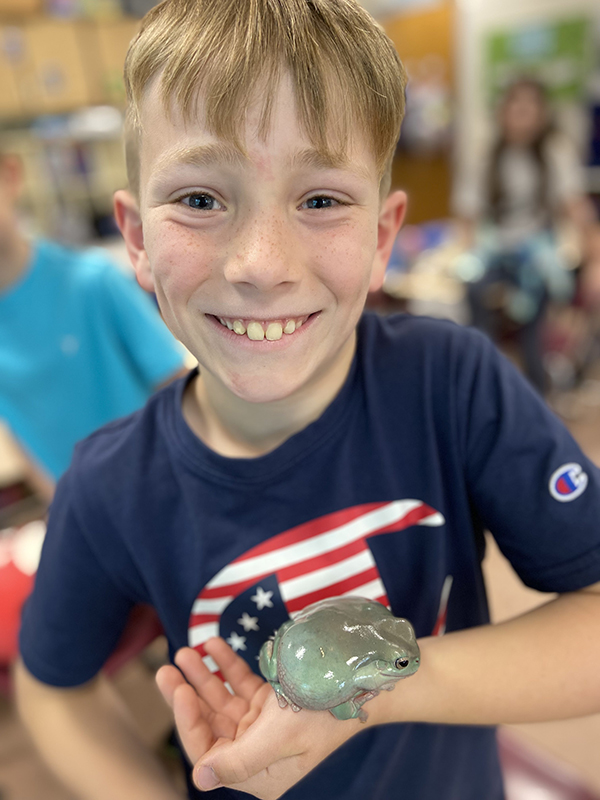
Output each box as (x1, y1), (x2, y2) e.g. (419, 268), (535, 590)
(197, 502), (436, 600)
(188, 612), (221, 628)
(371, 504), (439, 535)
(276, 536), (369, 582)
(285, 566), (381, 613)
(198, 573), (275, 600)
(234, 502), (389, 559)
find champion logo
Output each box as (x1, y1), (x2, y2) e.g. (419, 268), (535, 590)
(549, 463), (588, 502)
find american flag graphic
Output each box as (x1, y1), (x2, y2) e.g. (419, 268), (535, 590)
(187, 500), (449, 679)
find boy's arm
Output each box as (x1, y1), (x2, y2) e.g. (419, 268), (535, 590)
(168, 582), (600, 799)
(15, 658), (185, 800)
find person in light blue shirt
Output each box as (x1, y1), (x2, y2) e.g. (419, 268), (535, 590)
(0, 153), (186, 486)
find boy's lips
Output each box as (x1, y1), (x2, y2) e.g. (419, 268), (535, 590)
(206, 312), (318, 342)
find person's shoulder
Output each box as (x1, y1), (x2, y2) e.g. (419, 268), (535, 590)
(542, 131), (582, 168)
(32, 238), (77, 274)
(34, 238), (125, 284)
(359, 312), (495, 388)
(360, 310), (485, 352)
(542, 132), (586, 197)
(69, 374), (187, 493)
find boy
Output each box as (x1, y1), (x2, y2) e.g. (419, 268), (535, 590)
(16, 2), (600, 800)
(0, 150), (186, 489)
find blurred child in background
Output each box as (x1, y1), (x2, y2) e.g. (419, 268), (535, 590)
(0, 150), (187, 497)
(454, 77), (597, 393)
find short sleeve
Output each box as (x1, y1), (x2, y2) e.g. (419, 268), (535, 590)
(545, 134), (587, 207)
(458, 332), (600, 593)
(451, 141), (490, 221)
(89, 252), (185, 389)
(19, 471), (137, 687)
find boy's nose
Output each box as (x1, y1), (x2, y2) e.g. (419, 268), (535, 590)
(224, 214), (298, 290)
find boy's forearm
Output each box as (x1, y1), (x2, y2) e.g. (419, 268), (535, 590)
(368, 586), (600, 728)
(15, 659), (184, 800)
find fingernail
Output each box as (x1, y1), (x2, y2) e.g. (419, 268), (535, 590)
(195, 765), (220, 791)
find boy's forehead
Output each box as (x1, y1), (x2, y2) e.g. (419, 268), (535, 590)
(137, 75), (378, 184)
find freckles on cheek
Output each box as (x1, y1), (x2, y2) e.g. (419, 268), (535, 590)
(314, 233), (375, 294)
(149, 225), (213, 294)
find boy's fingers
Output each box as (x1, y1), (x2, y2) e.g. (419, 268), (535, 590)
(172, 682), (216, 764)
(175, 647), (238, 706)
(204, 637), (266, 699)
(155, 663), (186, 708)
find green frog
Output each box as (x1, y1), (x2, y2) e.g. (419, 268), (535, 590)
(258, 596), (420, 722)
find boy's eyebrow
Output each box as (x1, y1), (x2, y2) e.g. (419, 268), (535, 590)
(150, 143), (373, 181)
(288, 148), (373, 182)
(152, 142), (247, 175)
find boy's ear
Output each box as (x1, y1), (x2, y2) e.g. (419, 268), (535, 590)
(369, 190), (407, 293)
(113, 189), (154, 293)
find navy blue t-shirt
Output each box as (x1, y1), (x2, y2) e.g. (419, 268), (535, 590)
(20, 313), (600, 800)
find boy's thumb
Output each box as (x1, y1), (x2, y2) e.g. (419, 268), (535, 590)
(194, 735), (278, 790)
(195, 763), (222, 791)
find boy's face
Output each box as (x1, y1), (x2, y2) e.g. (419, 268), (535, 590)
(116, 77), (405, 405)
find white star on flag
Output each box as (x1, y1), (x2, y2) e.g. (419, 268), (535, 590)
(251, 586), (274, 609)
(237, 612), (259, 632)
(226, 632), (247, 652)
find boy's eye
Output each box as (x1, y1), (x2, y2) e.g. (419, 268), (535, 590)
(302, 196), (341, 210)
(179, 193), (223, 211)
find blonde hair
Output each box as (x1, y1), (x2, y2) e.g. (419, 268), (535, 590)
(124, 0), (407, 198)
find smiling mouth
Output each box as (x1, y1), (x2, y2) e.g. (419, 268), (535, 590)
(211, 314), (315, 341)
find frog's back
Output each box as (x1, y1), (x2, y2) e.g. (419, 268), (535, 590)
(275, 597), (402, 708)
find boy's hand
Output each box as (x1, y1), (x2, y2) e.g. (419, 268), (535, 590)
(157, 639), (363, 799)
(156, 638), (268, 763)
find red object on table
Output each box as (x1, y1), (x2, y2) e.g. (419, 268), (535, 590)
(0, 521), (164, 695)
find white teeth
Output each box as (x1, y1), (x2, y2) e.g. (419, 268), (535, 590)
(247, 321), (265, 341)
(266, 322), (283, 341)
(217, 315), (309, 340)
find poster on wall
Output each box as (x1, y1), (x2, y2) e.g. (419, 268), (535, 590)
(485, 17), (592, 104)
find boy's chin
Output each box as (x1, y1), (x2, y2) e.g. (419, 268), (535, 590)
(225, 374), (306, 406)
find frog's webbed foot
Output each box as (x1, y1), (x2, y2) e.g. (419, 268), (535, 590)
(273, 687), (301, 712)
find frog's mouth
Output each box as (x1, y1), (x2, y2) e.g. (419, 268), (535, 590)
(376, 662), (403, 677)
(378, 679), (400, 692)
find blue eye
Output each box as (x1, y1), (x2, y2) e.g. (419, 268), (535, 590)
(304, 196), (338, 210)
(181, 193), (222, 211)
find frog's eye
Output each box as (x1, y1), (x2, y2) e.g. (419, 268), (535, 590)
(395, 657), (410, 670)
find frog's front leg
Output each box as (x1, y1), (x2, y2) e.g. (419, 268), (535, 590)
(258, 638), (278, 683)
(328, 691), (378, 723)
(258, 629), (296, 709)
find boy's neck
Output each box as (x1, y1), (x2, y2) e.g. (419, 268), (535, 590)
(183, 333), (356, 459)
(0, 234), (30, 293)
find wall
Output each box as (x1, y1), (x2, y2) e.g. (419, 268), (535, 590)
(384, 1), (455, 222)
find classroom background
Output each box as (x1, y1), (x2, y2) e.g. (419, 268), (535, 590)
(1, 0), (600, 798)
